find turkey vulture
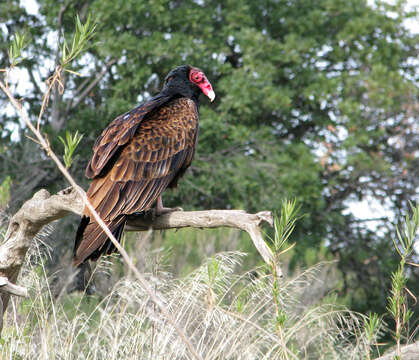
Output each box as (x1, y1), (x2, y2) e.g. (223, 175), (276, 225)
(73, 65), (215, 266)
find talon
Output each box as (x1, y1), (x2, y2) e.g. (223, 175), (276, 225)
(155, 196), (183, 216)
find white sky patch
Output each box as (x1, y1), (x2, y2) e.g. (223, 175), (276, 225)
(2, 66), (37, 141)
(405, 0), (419, 34)
(20, 0), (39, 15)
(368, 0), (419, 33)
(343, 197), (395, 230)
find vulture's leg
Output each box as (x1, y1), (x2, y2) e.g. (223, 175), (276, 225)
(155, 195), (183, 215)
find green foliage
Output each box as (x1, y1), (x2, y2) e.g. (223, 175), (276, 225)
(363, 312), (382, 360)
(269, 199), (302, 348)
(61, 14), (97, 69)
(58, 130), (83, 168)
(8, 32), (27, 67)
(0, 176), (11, 208)
(273, 199), (301, 254)
(387, 203), (418, 357)
(393, 202), (418, 260)
(364, 312), (381, 344)
(275, 308), (287, 329)
(206, 257), (220, 286)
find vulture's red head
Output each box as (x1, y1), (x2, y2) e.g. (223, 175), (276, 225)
(164, 65), (215, 102)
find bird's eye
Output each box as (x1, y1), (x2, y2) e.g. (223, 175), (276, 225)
(190, 71), (203, 83)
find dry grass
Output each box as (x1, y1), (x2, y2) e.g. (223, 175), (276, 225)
(0, 235), (381, 359)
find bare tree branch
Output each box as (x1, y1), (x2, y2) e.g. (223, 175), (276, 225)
(375, 341), (419, 360)
(1, 187), (275, 280)
(66, 58), (116, 113)
(0, 277), (28, 297)
(0, 186), (276, 335)
(27, 67), (42, 96)
(126, 209), (275, 268)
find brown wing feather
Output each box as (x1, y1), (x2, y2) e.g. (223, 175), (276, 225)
(74, 98), (199, 265)
(85, 94), (172, 179)
(90, 97), (198, 219)
(73, 215), (125, 266)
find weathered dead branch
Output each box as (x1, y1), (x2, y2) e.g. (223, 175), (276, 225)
(0, 187), (276, 334)
(375, 341), (419, 360)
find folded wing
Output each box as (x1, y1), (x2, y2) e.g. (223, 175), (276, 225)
(86, 93), (173, 179)
(74, 97), (199, 265)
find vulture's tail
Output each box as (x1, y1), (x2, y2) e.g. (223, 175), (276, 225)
(73, 215), (126, 267)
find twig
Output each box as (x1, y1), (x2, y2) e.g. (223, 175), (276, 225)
(1, 188), (276, 274)
(67, 58), (116, 112)
(50, 0), (71, 131)
(126, 209), (279, 275)
(0, 277), (28, 297)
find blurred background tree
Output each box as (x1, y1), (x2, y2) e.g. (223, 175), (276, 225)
(0, 0), (418, 319)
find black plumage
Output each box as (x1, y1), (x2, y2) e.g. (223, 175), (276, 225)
(73, 65), (215, 266)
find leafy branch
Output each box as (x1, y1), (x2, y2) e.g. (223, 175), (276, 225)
(58, 130), (83, 168)
(38, 14), (97, 131)
(387, 202), (418, 359)
(8, 33), (27, 67)
(363, 312), (382, 360)
(272, 198), (300, 254)
(268, 199), (301, 360)
(61, 14), (96, 70)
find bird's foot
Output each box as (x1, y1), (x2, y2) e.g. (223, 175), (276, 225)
(155, 195), (183, 216)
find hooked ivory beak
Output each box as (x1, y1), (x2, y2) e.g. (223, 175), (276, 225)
(206, 89), (216, 102)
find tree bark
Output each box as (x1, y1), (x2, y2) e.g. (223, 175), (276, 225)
(375, 341), (419, 360)
(0, 187), (276, 335)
